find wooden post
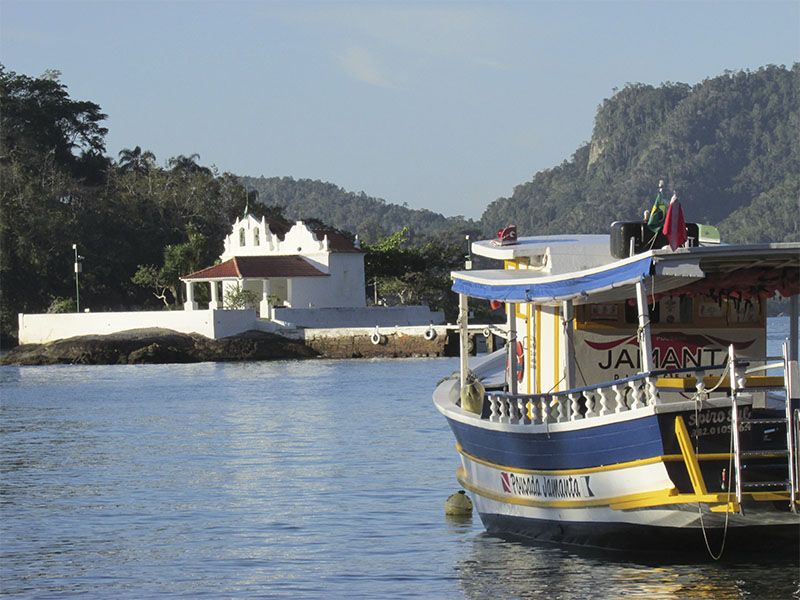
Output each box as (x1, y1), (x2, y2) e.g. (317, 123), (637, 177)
(635, 276), (654, 373)
(459, 293), (469, 389)
(562, 300), (575, 389)
(790, 295), (799, 362)
(508, 302), (518, 396)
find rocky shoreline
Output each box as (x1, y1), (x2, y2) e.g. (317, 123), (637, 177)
(0, 328), (318, 366)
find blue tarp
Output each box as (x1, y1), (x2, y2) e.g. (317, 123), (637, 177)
(451, 255), (653, 302)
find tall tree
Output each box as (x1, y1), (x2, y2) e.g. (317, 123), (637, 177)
(118, 146), (156, 173)
(0, 65), (107, 176)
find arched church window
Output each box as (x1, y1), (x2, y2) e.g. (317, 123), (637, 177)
(254, 227), (260, 246)
(239, 228), (246, 247)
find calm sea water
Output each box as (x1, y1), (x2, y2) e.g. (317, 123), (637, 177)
(1, 318), (798, 599)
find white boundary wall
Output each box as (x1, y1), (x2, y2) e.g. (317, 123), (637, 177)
(18, 310), (261, 344)
(272, 306), (444, 328)
(17, 306), (444, 344)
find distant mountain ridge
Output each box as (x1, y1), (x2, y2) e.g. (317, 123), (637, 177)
(239, 176), (475, 244)
(241, 64), (798, 245)
(483, 64), (799, 243)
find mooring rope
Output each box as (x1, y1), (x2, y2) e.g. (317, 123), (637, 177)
(692, 356), (733, 560)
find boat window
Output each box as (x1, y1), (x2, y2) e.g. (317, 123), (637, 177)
(625, 301), (661, 324)
(239, 227), (246, 247)
(622, 297), (690, 325)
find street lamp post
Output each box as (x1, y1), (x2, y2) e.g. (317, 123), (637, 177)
(72, 244), (83, 312)
(465, 234), (472, 270)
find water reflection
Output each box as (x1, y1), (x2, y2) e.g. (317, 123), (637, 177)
(456, 533), (799, 600)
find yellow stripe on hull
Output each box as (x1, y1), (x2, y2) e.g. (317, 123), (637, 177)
(456, 442), (739, 476)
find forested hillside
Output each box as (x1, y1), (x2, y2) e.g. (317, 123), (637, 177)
(0, 66), (255, 342)
(240, 66), (797, 244)
(1, 63), (796, 344)
(240, 176), (475, 244)
(481, 64), (799, 241)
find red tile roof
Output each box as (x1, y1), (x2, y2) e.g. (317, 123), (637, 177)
(182, 256), (329, 280)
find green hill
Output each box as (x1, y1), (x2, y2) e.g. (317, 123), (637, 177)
(240, 65), (798, 245)
(239, 176), (477, 245)
(480, 64), (799, 240)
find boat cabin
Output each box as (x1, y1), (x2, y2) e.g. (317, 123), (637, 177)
(453, 230), (799, 397)
(436, 216), (800, 549)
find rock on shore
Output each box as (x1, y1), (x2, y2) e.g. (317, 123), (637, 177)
(0, 328), (318, 366)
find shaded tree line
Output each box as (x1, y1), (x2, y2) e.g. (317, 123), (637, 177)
(241, 66), (797, 256)
(2, 63), (797, 343)
(0, 65), (255, 343)
(482, 65), (799, 241)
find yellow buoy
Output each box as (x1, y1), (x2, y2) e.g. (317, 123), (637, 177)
(444, 490), (473, 516)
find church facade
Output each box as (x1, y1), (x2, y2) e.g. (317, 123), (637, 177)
(181, 214), (366, 317)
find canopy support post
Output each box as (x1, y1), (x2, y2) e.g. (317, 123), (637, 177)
(635, 276), (654, 373)
(508, 302), (518, 396)
(790, 295), (799, 362)
(562, 300), (575, 389)
(458, 293), (469, 389)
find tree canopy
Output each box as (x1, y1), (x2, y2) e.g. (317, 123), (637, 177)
(0, 66), (250, 342)
(481, 65), (799, 239)
(1, 63), (797, 344)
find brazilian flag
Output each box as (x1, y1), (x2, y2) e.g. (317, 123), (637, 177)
(646, 191), (667, 233)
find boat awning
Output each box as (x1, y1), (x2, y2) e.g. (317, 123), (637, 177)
(451, 243), (800, 305)
(452, 254), (670, 304)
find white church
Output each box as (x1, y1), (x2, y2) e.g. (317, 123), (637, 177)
(16, 213), (443, 344)
(177, 213), (443, 330)
(182, 214), (368, 318)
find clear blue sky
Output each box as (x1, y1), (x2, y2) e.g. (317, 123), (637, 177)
(2, 1), (798, 219)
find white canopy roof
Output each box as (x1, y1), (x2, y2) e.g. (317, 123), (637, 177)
(452, 242), (800, 305)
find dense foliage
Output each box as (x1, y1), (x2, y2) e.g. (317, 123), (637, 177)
(240, 175), (479, 247)
(242, 66), (797, 246)
(0, 66), (252, 342)
(363, 227), (467, 319)
(2, 63), (796, 343)
(481, 65), (799, 239)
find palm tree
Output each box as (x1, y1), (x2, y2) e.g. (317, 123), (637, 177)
(167, 153), (211, 175)
(117, 146), (156, 173)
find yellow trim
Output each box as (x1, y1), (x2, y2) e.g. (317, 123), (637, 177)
(608, 491), (738, 511)
(553, 305), (560, 392)
(535, 304), (542, 394)
(526, 303), (533, 395)
(656, 376), (698, 391)
(459, 465), (788, 512)
(610, 491), (789, 510)
(456, 466), (679, 509)
(458, 465), (787, 512)
(674, 415), (708, 495)
(702, 375), (785, 389)
(456, 445), (792, 511)
(455, 443), (744, 476)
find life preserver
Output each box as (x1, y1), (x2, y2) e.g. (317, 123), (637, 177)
(489, 299), (503, 311)
(370, 331), (383, 345)
(506, 341), (525, 382)
(424, 327), (437, 341)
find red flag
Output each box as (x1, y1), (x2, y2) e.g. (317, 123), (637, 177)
(662, 194), (687, 250)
